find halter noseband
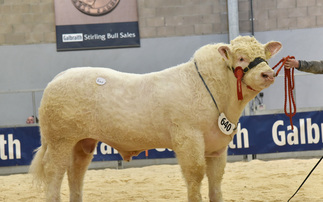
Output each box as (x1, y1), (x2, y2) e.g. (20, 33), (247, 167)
(232, 57), (268, 100)
(232, 57), (268, 73)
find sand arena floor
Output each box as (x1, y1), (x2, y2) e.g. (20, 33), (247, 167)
(1, 158), (323, 202)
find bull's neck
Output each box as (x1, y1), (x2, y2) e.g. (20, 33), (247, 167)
(222, 71), (259, 124)
(199, 62), (259, 125)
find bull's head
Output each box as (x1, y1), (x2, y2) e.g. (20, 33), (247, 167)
(218, 36), (282, 100)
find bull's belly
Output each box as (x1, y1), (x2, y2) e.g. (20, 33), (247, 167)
(98, 134), (173, 161)
(98, 131), (172, 152)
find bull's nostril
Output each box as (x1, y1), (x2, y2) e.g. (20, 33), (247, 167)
(261, 72), (275, 80)
(262, 73), (269, 78)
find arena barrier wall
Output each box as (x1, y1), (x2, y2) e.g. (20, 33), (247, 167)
(1, 110), (323, 167)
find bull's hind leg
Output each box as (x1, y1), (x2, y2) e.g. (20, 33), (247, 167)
(206, 150), (227, 202)
(172, 127), (206, 202)
(43, 143), (73, 202)
(67, 138), (98, 202)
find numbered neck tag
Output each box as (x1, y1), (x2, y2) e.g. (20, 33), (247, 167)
(218, 112), (235, 135)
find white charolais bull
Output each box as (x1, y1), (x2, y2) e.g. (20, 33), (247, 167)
(30, 36), (282, 202)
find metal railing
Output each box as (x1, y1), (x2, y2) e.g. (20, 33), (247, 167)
(0, 89), (43, 127)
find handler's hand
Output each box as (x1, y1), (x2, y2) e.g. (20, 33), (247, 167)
(284, 58), (299, 69)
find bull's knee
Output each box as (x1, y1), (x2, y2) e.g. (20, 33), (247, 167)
(206, 155), (226, 202)
(177, 153), (205, 202)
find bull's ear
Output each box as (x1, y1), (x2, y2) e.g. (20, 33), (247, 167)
(264, 41), (282, 59)
(218, 46), (232, 61)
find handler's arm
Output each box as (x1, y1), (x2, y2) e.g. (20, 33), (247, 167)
(298, 60), (323, 74)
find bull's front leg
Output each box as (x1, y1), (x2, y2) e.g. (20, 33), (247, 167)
(171, 126), (206, 202)
(205, 149), (227, 202)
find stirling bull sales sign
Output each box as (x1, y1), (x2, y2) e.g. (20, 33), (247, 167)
(54, 0), (140, 51)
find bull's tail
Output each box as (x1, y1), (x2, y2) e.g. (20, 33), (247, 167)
(29, 139), (48, 187)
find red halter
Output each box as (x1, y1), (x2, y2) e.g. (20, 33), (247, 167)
(233, 57), (267, 100)
(234, 66), (244, 100)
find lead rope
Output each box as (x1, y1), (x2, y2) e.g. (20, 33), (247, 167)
(272, 57), (323, 201)
(287, 156), (323, 202)
(272, 56), (296, 130)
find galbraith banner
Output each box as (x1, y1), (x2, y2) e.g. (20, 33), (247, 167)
(228, 110), (323, 155)
(1, 110), (323, 166)
(54, 0), (140, 51)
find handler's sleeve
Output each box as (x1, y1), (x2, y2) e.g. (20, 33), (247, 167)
(298, 60), (323, 74)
